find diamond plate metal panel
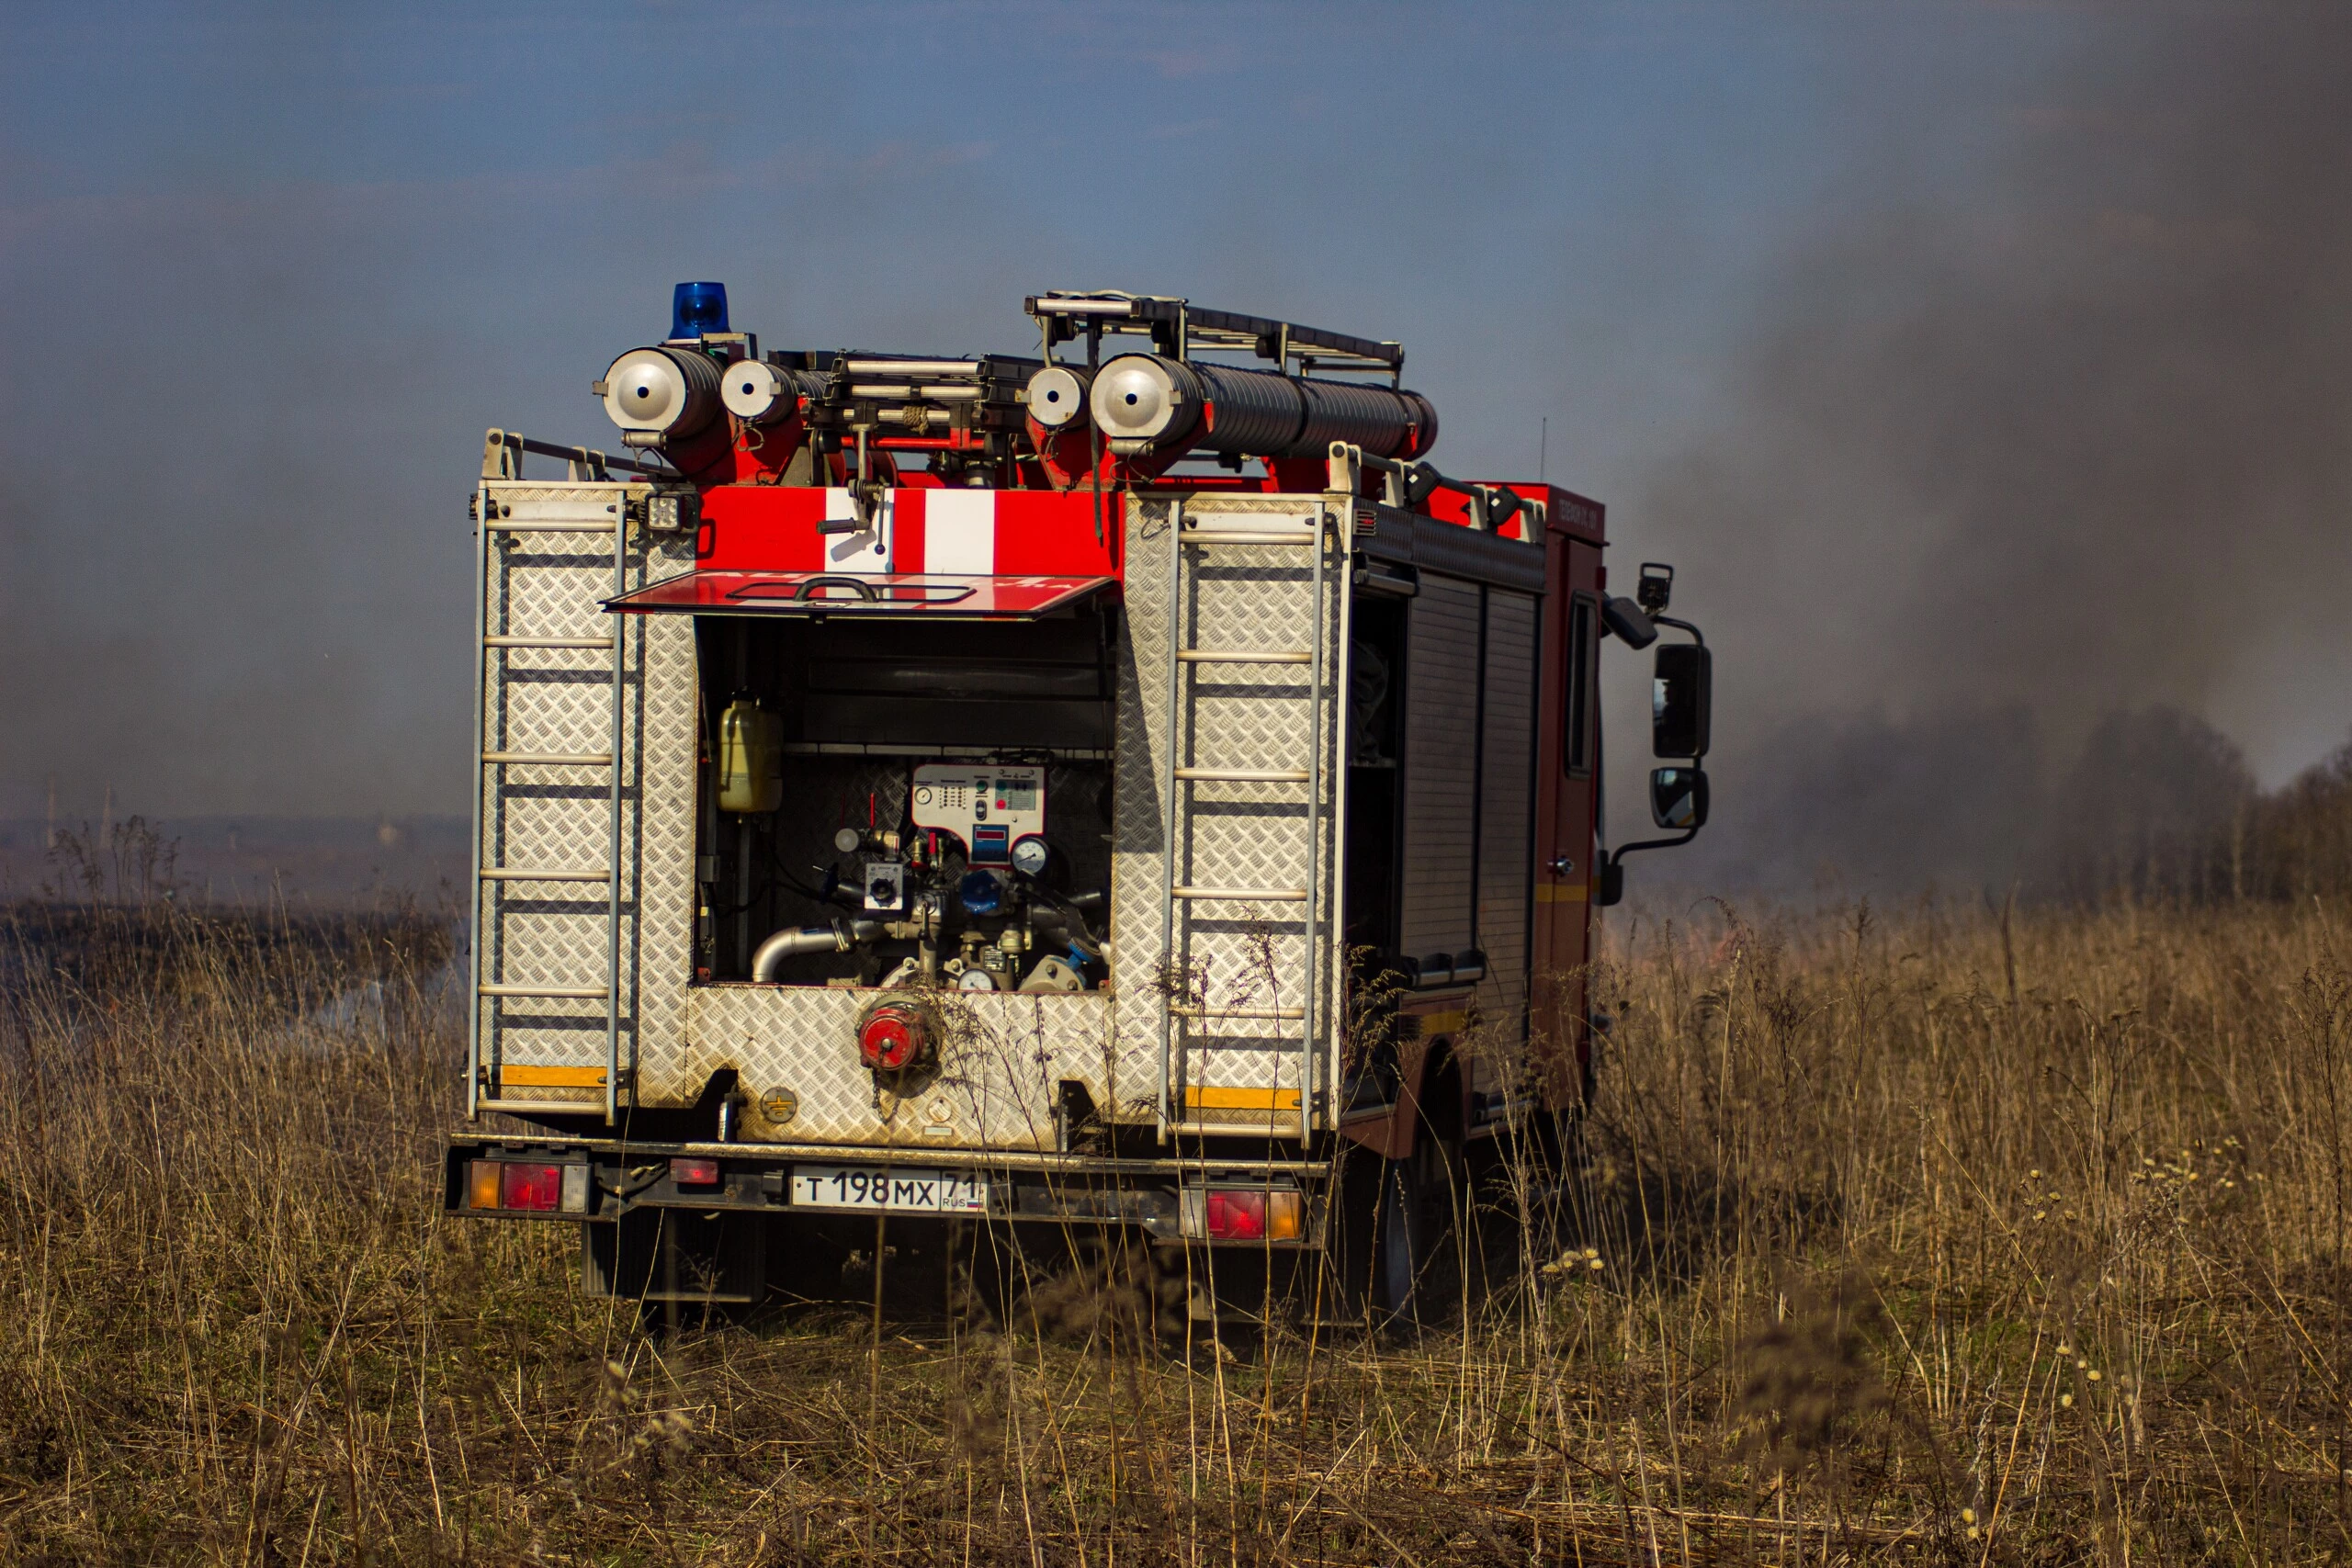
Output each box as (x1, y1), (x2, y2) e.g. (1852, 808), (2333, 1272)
(620, 535), (697, 1103)
(677, 986), (1122, 1148)
(1108, 496), (1178, 1121)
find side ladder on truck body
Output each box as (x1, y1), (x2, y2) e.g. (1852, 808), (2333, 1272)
(468, 435), (648, 1122)
(1157, 500), (1340, 1140)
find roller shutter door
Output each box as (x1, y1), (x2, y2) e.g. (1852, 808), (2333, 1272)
(1397, 575), (1482, 962)
(1477, 590), (1538, 1026)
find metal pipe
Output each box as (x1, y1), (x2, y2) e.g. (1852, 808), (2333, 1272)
(1157, 500), (1185, 1140)
(509, 434), (669, 476)
(850, 384), (984, 400)
(1303, 504), (1329, 1142)
(844, 358), (982, 377)
(605, 499), (628, 1126)
(752, 919), (883, 981)
(466, 480), (490, 1120)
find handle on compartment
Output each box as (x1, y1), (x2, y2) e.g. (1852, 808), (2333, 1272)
(795, 575), (877, 601)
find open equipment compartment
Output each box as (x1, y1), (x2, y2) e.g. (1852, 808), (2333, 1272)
(688, 601), (1120, 993)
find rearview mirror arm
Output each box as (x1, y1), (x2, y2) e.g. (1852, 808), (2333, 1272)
(1606, 824), (1701, 871)
(1601, 611), (1708, 875)
(1652, 615), (1703, 649)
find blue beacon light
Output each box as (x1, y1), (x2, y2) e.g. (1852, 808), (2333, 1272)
(670, 281), (729, 342)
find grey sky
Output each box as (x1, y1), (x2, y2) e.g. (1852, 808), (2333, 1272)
(2, 3), (2339, 864)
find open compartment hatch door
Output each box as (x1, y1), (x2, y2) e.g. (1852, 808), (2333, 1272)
(605, 570), (1114, 619)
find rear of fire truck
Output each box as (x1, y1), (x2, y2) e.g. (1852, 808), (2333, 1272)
(444, 283), (1712, 1325)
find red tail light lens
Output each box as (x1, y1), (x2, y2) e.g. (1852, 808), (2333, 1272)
(670, 1156), (720, 1186)
(1198, 1187), (1305, 1241)
(500, 1162), (564, 1212)
(1205, 1189), (1266, 1240)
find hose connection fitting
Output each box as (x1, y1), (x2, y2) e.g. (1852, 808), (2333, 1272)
(856, 995), (939, 1075)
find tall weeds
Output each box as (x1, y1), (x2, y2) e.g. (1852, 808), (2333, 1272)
(3, 894), (2348, 1562)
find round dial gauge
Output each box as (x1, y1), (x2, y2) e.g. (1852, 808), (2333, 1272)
(1010, 835), (1050, 877)
(956, 967), (1000, 992)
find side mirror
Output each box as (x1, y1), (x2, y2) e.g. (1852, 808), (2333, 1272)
(1650, 766), (1709, 830)
(1597, 862), (1625, 907)
(1651, 642), (1712, 758)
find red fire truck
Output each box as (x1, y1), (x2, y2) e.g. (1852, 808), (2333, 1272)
(444, 283), (1711, 1325)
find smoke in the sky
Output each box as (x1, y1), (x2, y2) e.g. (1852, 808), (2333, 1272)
(1635, 4), (2352, 898)
(2, 3), (2346, 908)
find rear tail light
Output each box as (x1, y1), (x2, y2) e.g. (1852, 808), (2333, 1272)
(466, 1158), (590, 1213)
(468, 1159), (501, 1210)
(1188, 1186), (1306, 1241)
(502, 1162), (564, 1211)
(670, 1156), (720, 1186)
(1207, 1190), (1265, 1239)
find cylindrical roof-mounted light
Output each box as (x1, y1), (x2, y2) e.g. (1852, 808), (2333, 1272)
(601, 345), (722, 446)
(1023, 365), (1092, 429)
(1087, 353), (1437, 462)
(720, 358), (828, 424)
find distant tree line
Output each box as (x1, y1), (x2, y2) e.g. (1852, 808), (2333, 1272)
(2060, 706), (2352, 904)
(1671, 703), (2352, 904)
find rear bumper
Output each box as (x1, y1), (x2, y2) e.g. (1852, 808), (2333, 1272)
(443, 1134), (1329, 1247)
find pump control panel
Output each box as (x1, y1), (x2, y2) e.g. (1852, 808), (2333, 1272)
(909, 764), (1046, 866)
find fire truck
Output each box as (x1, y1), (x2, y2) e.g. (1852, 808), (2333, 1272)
(443, 282), (1712, 1325)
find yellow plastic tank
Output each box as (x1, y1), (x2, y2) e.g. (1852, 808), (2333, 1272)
(717, 697), (784, 815)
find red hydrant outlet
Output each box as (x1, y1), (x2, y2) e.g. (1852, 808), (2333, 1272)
(857, 1000), (932, 1073)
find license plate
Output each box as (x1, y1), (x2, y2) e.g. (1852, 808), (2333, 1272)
(788, 1165), (989, 1213)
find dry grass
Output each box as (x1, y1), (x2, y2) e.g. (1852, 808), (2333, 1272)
(6, 892), (2352, 1563)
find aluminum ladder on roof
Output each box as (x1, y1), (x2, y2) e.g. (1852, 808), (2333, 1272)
(1156, 501), (1338, 1141)
(466, 436), (638, 1123)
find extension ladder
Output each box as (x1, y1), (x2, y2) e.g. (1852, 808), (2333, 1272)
(1156, 502), (1338, 1139)
(466, 436), (638, 1122)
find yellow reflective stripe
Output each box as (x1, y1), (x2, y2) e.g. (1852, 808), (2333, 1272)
(499, 1065), (607, 1088)
(1412, 1010), (1472, 1036)
(1537, 882), (1590, 903)
(1184, 1086), (1302, 1111)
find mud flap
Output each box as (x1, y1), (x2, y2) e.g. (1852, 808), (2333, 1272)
(582, 1209), (767, 1307)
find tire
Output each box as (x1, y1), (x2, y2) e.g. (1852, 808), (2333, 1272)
(1321, 1122), (1468, 1333)
(1385, 1122), (1468, 1329)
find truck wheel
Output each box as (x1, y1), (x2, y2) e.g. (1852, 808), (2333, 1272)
(1388, 1128), (1468, 1328)
(1322, 1134), (1465, 1332)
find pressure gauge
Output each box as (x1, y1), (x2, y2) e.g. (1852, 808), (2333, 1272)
(1010, 835), (1050, 878)
(956, 967), (999, 992)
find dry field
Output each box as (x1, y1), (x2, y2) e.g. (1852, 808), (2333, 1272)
(4, 893), (2350, 1564)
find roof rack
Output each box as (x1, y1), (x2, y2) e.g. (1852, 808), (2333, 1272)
(1023, 291), (1404, 382)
